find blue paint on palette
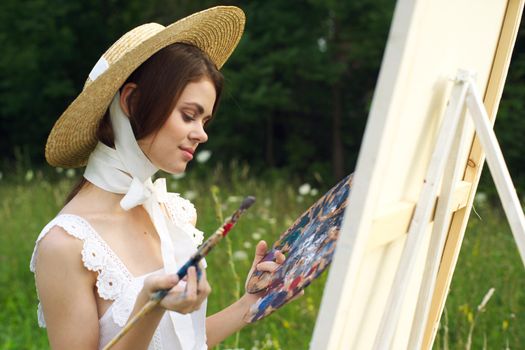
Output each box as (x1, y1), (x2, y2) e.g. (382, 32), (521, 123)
(245, 174), (353, 322)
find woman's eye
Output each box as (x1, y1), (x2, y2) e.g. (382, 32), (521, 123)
(182, 113), (195, 122)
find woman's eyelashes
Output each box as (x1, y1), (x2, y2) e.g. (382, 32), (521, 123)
(182, 111), (211, 129)
(182, 112), (196, 122)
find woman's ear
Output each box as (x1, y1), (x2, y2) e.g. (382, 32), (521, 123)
(119, 83), (138, 117)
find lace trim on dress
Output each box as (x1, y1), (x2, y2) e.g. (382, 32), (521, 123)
(30, 192), (202, 338)
(163, 193), (204, 245)
(30, 214), (133, 327)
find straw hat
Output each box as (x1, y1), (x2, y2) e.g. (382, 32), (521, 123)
(45, 6), (245, 168)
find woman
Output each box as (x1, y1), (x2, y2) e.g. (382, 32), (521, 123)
(30, 6), (284, 350)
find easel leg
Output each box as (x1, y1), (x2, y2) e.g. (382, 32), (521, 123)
(408, 90), (469, 349)
(466, 79), (525, 267)
(373, 78), (470, 349)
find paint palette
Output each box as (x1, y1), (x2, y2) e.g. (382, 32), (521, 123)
(244, 174), (353, 322)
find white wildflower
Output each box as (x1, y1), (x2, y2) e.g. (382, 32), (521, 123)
(227, 196), (242, 203)
(171, 172), (185, 180)
(232, 250), (248, 261)
(196, 150), (212, 163)
(56, 167), (64, 174)
(66, 169), (76, 178)
(298, 183), (311, 195)
(25, 170), (34, 182)
(310, 188), (319, 196)
(475, 192), (487, 206)
(251, 232), (262, 241)
(264, 198), (272, 207)
(243, 241), (252, 249)
(477, 287), (495, 312)
(184, 190), (197, 201)
(317, 37), (327, 52)
(263, 334), (274, 346)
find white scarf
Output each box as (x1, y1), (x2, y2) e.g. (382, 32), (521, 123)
(84, 93), (204, 349)
(84, 92), (180, 274)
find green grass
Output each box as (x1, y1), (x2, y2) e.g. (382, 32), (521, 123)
(0, 165), (523, 349)
(432, 200), (525, 349)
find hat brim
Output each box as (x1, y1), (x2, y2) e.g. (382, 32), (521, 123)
(46, 6), (245, 168)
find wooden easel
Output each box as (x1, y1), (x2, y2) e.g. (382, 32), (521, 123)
(374, 69), (525, 349)
(309, 1), (523, 348)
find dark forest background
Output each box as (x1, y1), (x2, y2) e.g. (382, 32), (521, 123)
(1, 0), (524, 189)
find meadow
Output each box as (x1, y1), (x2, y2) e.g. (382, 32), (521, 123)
(0, 164), (523, 349)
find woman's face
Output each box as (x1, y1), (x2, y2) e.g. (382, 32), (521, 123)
(137, 77), (216, 174)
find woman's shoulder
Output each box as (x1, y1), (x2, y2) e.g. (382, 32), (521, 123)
(33, 224), (86, 272)
(30, 195), (115, 275)
(30, 214), (94, 273)
(32, 222), (98, 330)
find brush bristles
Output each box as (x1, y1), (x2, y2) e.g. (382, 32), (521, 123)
(240, 196), (256, 210)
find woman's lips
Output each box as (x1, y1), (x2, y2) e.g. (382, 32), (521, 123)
(180, 147), (194, 160)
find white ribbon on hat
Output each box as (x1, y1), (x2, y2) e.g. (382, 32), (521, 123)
(84, 92), (204, 349)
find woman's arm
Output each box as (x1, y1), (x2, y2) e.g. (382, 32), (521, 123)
(205, 293), (259, 347)
(35, 227), (209, 350)
(35, 227), (102, 350)
(205, 241), (285, 347)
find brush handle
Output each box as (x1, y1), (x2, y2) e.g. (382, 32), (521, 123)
(102, 299), (160, 350)
(103, 196), (255, 349)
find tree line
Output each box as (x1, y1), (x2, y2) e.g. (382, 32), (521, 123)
(1, 0), (524, 188)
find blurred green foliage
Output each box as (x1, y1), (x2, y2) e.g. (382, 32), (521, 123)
(0, 0), (391, 183)
(0, 0), (524, 190)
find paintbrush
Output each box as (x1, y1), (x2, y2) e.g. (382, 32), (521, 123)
(102, 196), (256, 350)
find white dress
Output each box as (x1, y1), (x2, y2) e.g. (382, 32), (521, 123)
(30, 193), (207, 350)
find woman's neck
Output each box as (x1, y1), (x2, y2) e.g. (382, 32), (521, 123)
(61, 180), (129, 216)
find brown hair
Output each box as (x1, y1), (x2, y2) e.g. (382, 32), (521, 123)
(65, 43), (224, 203)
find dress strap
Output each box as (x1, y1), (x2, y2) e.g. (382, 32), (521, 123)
(30, 214), (134, 327)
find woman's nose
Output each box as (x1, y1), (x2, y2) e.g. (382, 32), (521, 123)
(190, 124), (208, 143)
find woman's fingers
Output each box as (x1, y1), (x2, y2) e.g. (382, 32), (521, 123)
(196, 268), (211, 297)
(253, 248), (285, 272)
(184, 266), (211, 311)
(143, 266), (211, 314)
(275, 250), (286, 264)
(184, 266), (198, 302)
(144, 274), (179, 294)
(255, 261), (281, 272)
(251, 240), (268, 268)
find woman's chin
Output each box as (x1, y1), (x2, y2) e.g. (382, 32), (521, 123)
(162, 164), (187, 175)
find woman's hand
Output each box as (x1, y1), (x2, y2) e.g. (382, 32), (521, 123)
(244, 240), (304, 305)
(142, 266), (211, 314)
(205, 241), (300, 346)
(244, 241), (285, 296)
